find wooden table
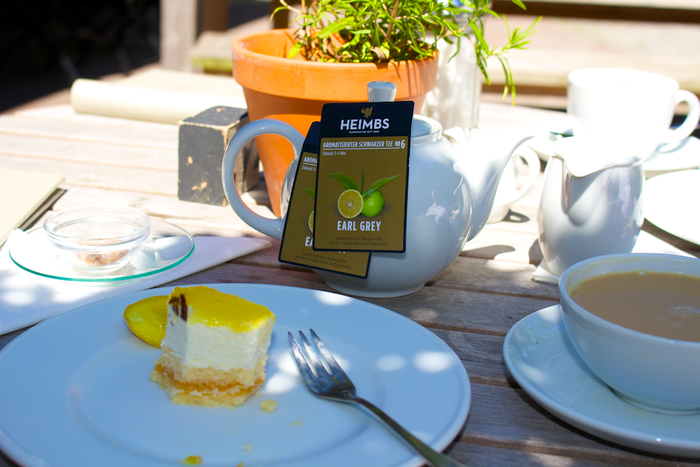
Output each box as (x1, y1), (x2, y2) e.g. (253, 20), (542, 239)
(1, 102), (699, 467)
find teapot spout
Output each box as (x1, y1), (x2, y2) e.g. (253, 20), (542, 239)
(449, 128), (534, 241)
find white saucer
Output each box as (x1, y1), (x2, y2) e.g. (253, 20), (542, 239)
(527, 132), (700, 177)
(503, 305), (700, 458)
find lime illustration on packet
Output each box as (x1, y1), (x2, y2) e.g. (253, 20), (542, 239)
(328, 166), (399, 219)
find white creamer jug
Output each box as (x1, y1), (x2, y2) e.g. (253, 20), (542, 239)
(537, 137), (645, 277)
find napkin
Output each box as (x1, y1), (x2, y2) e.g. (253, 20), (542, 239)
(0, 230), (271, 335)
(0, 169), (64, 245)
(532, 231), (694, 285)
(70, 70), (247, 125)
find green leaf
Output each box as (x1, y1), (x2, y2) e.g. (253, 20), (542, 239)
(363, 174), (400, 199)
(327, 173), (358, 191)
(318, 17), (354, 39)
(303, 188), (316, 199)
(288, 42), (303, 58)
(272, 0), (539, 95)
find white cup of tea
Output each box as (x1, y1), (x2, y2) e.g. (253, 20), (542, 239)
(567, 68), (700, 156)
(559, 253), (700, 414)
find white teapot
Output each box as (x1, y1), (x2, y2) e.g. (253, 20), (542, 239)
(222, 83), (532, 297)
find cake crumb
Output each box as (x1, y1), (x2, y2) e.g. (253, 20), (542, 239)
(260, 399), (278, 413)
(182, 455), (202, 465)
(242, 443), (254, 452)
(291, 417), (304, 427)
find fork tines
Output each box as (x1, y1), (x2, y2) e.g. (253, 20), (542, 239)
(288, 329), (353, 390)
(288, 331), (316, 383)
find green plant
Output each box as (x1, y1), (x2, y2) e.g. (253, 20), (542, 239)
(273, 0), (539, 100)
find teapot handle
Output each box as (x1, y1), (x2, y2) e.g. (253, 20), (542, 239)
(499, 145), (540, 206)
(222, 119), (306, 240)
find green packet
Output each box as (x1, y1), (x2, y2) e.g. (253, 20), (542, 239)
(278, 122), (370, 278)
(312, 101), (413, 253)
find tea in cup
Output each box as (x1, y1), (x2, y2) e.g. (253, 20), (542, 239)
(567, 68), (700, 156)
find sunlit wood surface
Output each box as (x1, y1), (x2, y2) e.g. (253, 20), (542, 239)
(1, 102), (699, 467)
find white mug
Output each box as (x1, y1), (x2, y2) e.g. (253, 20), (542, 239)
(567, 68), (700, 156)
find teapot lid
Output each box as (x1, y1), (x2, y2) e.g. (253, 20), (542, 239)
(366, 81), (441, 141)
(411, 115), (442, 144)
(412, 118), (435, 137)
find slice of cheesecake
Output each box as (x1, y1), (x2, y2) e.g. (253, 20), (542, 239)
(151, 285), (275, 408)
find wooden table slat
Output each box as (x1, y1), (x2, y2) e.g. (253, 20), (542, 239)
(0, 114), (178, 150)
(0, 133), (177, 171)
(0, 154), (178, 196)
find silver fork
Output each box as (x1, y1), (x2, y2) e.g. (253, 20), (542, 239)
(288, 330), (467, 467)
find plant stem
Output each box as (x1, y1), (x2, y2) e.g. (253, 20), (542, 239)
(386, 0), (400, 39)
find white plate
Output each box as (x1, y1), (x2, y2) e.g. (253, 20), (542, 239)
(643, 169), (700, 246)
(0, 284), (470, 467)
(643, 137), (700, 178)
(503, 305), (700, 458)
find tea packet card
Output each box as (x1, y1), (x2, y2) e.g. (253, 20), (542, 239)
(313, 101), (414, 252)
(279, 122), (371, 277)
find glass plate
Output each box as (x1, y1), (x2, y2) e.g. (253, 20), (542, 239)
(9, 219), (194, 283)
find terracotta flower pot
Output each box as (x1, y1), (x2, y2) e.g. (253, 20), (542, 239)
(231, 28), (438, 216)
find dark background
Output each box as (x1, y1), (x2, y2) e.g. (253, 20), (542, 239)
(0, 0), (271, 113)
(1, 0), (696, 137)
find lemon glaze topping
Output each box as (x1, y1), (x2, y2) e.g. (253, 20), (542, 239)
(170, 286), (275, 332)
